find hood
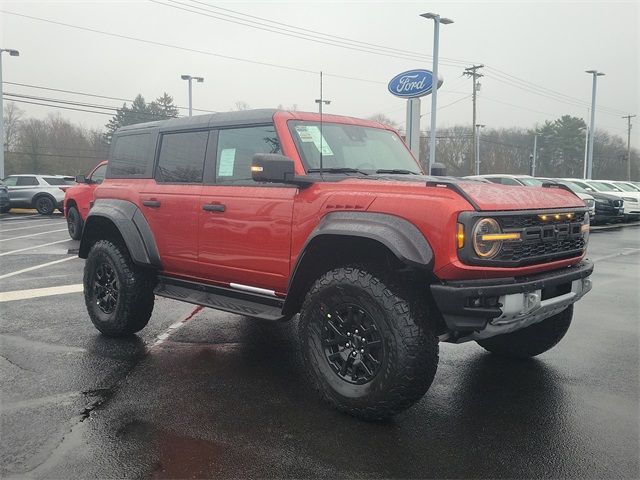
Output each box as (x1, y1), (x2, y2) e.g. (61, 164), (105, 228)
(590, 191), (622, 202)
(376, 175), (585, 211)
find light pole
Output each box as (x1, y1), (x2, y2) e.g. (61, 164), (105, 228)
(531, 132), (539, 177)
(180, 74), (204, 116)
(421, 12), (453, 175)
(585, 70), (604, 179)
(0, 48), (20, 179)
(475, 124), (485, 175)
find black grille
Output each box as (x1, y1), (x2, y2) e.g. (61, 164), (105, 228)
(458, 209), (588, 267)
(498, 212), (585, 229)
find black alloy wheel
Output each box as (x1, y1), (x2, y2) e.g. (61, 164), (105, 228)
(94, 262), (119, 314)
(321, 304), (384, 385)
(35, 196), (55, 215)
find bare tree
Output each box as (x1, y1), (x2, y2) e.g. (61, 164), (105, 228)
(3, 102), (24, 150)
(234, 101), (250, 111)
(367, 113), (400, 129)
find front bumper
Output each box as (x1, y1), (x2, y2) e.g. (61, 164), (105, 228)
(431, 260), (593, 341)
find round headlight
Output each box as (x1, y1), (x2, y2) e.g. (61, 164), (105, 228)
(472, 218), (502, 258)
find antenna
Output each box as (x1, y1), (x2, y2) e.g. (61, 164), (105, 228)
(315, 71), (331, 177)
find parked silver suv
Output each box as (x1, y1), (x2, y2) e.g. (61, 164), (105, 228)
(2, 174), (75, 215)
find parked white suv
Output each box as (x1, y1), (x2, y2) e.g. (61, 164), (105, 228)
(1, 174), (75, 215)
(566, 178), (640, 218)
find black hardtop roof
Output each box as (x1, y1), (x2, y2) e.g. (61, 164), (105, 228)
(116, 108), (278, 134)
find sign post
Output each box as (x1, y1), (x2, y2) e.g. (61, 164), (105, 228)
(388, 69), (442, 162)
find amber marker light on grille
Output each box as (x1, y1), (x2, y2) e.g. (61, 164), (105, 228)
(480, 232), (521, 241)
(456, 223), (465, 248)
(250, 165), (264, 172)
(566, 213), (574, 219)
(539, 214), (548, 221)
(554, 214), (561, 220)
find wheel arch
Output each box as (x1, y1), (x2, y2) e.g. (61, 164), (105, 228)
(78, 199), (161, 269)
(31, 192), (56, 207)
(282, 212), (434, 316)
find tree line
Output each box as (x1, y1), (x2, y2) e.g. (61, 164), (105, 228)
(3, 96), (638, 181)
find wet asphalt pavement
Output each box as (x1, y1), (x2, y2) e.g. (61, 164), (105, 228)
(1, 212), (638, 479)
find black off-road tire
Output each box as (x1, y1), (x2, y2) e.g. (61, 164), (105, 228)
(299, 266), (439, 420)
(66, 206), (83, 240)
(84, 239), (155, 337)
(476, 305), (573, 358)
(34, 195), (55, 215)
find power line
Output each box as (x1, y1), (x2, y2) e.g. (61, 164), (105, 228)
(7, 150), (103, 159)
(4, 98), (117, 116)
(3, 80), (216, 114)
(184, 0), (475, 65)
(151, 0), (472, 67)
(1, 10), (387, 86)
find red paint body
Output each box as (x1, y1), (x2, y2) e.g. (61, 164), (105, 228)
(64, 161), (108, 220)
(94, 112), (587, 294)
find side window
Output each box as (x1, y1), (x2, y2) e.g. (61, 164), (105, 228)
(215, 126), (280, 183)
(2, 177), (18, 186)
(500, 177), (521, 186)
(109, 133), (152, 177)
(17, 176), (39, 186)
(486, 177), (502, 184)
(42, 177), (67, 186)
(90, 164), (108, 184)
(156, 131), (208, 183)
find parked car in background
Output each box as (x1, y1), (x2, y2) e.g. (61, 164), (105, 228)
(612, 181), (640, 193)
(567, 179), (640, 220)
(1, 174), (75, 215)
(0, 180), (10, 213)
(467, 174), (596, 218)
(63, 161), (107, 239)
(542, 179), (621, 224)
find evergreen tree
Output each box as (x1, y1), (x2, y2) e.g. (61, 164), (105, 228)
(105, 93), (179, 142)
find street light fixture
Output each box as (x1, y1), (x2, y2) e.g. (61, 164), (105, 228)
(585, 70), (604, 179)
(181, 74), (204, 117)
(0, 48), (20, 179)
(420, 12), (453, 175)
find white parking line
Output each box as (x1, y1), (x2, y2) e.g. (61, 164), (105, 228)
(0, 221), (64, 233)
(0, 228), (68, 242)
(0, 214), (42, 221)
(0, 239), (70, 257)
(152, 305), (203, 347)
(0, 284), (83, 302)
(0, 256), (78, 280)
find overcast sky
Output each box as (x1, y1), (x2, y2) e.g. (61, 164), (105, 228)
(2, 0), (638, 144)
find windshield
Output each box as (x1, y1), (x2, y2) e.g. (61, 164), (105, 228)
(614, 182), (638, 192)
(289, 121), (421, 174)
(518, 177), (545, 186)
(557, 180), (589, 194)
(588, 181), (620, 192)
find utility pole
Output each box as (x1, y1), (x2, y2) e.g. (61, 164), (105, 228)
(623, 114), (636, 181)
(464, 65), (484, 175)
(585, 70), (604, 179)
(180, 74), (204, 116)
(0, 48), (20, 179)
(475, 124), (485, 175)
(421, 12), (454, 174)
(531, 133), (539, 177)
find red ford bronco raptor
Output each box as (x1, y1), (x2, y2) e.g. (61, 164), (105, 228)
(79, 109), (593, 419)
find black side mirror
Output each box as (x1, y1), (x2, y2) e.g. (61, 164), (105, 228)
(251, 154), (313, 187)
(75, 174), (87, 184)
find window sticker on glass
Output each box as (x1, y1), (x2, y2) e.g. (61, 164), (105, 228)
(218, 148), (236, 177)
(295, 125), (333, 156)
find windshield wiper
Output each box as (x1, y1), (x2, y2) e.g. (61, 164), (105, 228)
(307, 167), (369, 175)
(375, 169), (419, 175)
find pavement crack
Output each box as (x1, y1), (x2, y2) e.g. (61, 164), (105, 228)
(79, 388), (113, 422)
(0, 353), (37, 373)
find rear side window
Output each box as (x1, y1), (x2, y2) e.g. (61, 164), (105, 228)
(156, 131), (208, 183)
(109, 133), (153, 177)
(42, 177), (67, 186)
(215, 126), (280, 183)
(16, 176), (39, 186)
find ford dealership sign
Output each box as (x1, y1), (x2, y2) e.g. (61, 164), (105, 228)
(388, 69), (437, 98)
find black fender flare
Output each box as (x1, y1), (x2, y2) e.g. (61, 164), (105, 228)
(302, 211), (433, 269)
(78, 199), (161, 268)
(282, 212), (434, 315)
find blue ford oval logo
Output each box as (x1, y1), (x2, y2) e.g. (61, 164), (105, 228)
(388, 69), (434, 98)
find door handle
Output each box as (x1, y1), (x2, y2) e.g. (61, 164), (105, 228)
(142, 200), (161, 208)
(202, 203), (226, 212)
